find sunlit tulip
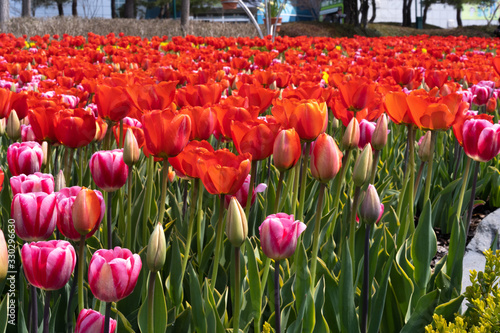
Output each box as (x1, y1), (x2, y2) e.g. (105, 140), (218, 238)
(273, 128), (301, 172)
(11, 192), (57, 241)
(89, 149), (129, 192)
(88, 247), (142, 303)
(10, 172), (54, 196)
(56, 186), (105, 241)
(123, 128), (140, 166)
(310, 133), (343, 183)
(175, 83), (223, 107)
(75, 309), (117, 333)
(21, 240), (76, 290)
(462, 118), (500, 162)
(259, 213), (306, 260)
(231, 117), (280, 161)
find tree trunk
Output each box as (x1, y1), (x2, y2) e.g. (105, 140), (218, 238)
(57, 1), (64, 15)
(422, 1), (430, 25)
(180, 0), (189, 35)
(360, 0), (369, 28)
(124, 0), (134, 18)
(369, 0), (376, 23)
(22, 0), (31, 17)
(456, 4), (462, 27)
(111, 0), (116, 18)
(0, 0), (9, 32)
(402, 0), (412, 26)
(72, 0), (77, 16)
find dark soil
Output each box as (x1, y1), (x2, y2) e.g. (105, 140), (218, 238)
(431, 204), (493, 268)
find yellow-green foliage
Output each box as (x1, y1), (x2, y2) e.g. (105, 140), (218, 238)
(426, 249), (500, 333)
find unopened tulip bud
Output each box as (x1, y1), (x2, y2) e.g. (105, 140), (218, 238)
(273, 128), (301, 172)
(310, 133), (343, 183)
(372, 114), (388, 150)
(55, 170), (66, 192)
(41, 141), (48, 167)
(147, 223), (166, 272)
(123, 128), (140, 166)
(72, 188), (101, 236)
(331, 117), (340, 131)
(0, 118), (6, 136)
(10, 84), (16, 92)
(0, 230), (7, 282)
(6, 110), (21, 141)
(352, 144), (373, 187)
(418, 131), (433, 163)
(167, 166), (176, 183)
(269, 81), (277, 90)
(359, 184), (382, 224)
(342, 117), (360, 150)
(486, 97), (497, 114)
(226, 197), (248, 247)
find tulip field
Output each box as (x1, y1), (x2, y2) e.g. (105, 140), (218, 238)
(1, 31), (500, 332)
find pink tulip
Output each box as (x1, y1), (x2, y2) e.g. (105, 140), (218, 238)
(7, 141), (43, 176)
(359, 184), (384, 224)
(89, 149), (129, 192)
(471, 81), (495, 106)
(21, 240), (76, 290)
(11, 192), (57, 241)
(310, 133), (343, 183)
(358, 119), (376, 149)
(21, 124), (37, 142)
(75, 309), (117, 333)
(463, 118), (500, 162)
(56, 186), (105, 241)
(122, 116), (142, 128)
(88, 247), (142, 303)
(225, 175), (267, 209)
(10, 172), (54, 196)
(259, 213), (306, 260)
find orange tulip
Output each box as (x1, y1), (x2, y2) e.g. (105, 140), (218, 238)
(230, 117), (280, 161)
(142, 108), (191, 159)
(233, 83), (278, 114)
(72, 187), (102, 236)
(273, 128), (302, 171)
(95, 85), (134, 122)
(55, 108), (96, 148)
(197, 149), (252, 195)
(168, 140), (214, 179)
(176, 83), (223, 107)
(384, 91), (414, 125)
(0, 89), (28, 119)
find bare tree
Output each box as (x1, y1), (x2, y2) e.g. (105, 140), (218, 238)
(181, 0), (189, 35)
(22, 0), (31, 16)
(369, 0), (376, 22)
(402, 0), (413, 26)
(360, 0), (369, 27)
(111, 0), (116, 17)
(124, 0), (134, 17)
(0, 0), (8, 31)
(73, 0), (77, 15)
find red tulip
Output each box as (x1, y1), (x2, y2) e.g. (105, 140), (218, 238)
(181, 106), (216, 141)
(273, 128), (302, 172)
(7, 141), (43, 176)
(55, 108), (96, 148)
(21, 240), (76, 290)
(259, 213), (306, 260)
(89, 149), (129, 192)
(168, 140), (214, 179)
(230, 117), (280, 161)
(95, 85), (134, 122)
(88, 247), (142, 302)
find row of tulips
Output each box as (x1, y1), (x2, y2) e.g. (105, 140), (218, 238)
(0, 32), (500, 333)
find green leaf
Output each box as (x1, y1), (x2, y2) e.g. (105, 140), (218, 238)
(339, 240), (360, 333)
(434, 295), (465, 323)
(137, 272), (168, 333)
(313, 277), (330, 333)
(189, 265), (207, 333)
(400, 289), (440, 333)
(411, 201), (436, 290)
(168, 233), (183, 307)
(292, 242), (315, 333)
(245, 238), (262, 319)
(114, 308), (136, 333)
(0, 294), (8, 333)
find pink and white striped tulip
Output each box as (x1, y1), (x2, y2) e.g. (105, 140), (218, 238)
(89, 149), (129, 192)
(88, 247), (142, 303)
(259, 213), (306, 260)
(75, 309), (117, 333)
(56, 186), (105, 241)
(7, 141), (43, 176)
(21, 124), (37, 142)
(21, 240), (76, 290)
(471, 81), (495, 106)
(358, 119), (376, 150)
(11, 192), (57, 241)
(10, 172), (54, 196)
(463, 118), (500, 162)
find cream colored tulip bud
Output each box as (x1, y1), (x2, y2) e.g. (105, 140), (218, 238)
(55, 170), (66, 192)
(226, 197), (248, 247)
(372, 114), (388, 151)
(342, 117), (360, 150)
(352, 144), (373, 187)
(418, 131), (433, 163)
(123, 129), (140, 166)
(0, 118), (7, 136)
(41, 141), (48, 167)
(147, 223), (167, 272)
(6, 110), (21, 141)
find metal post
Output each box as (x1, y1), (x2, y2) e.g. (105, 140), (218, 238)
(237, 0), (264, 38)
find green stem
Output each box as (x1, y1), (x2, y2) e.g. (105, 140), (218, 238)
(107, 191), (113, 249)
(310, 182), (326, 285)
(360, 223), (371, 333)
(103, 302), (111, 333)
(126, 167), (133, 250)
(143, 156), (155, 246)
(119, 119), (124, 148)
(423, 131), (437, 203)
(181, 179), (199, 281)
(369, 150), (380, 185)
(296, 142), (311, 222)
(78, 235), (85, 312)
(210, 194), (226, 293)
(245, 160), (258, 219)
(43, 291), (50, 333)
(465, 160), (479, 235)
(78, 147), (83, 185)
(233, 246), (241, 333)
(63, 147), (72, 186)
(260, 256), (272, 299)
(291, 161), (301, 216)
(148, 271), (156, 333)
(327, 149), (351, 239)
(157, 159), (169, 225)
(31, 286), (37, 333)
(196, 179), (205, 264)
(274, 171), (285, 213)
(348, 186), (362, 263)
(414, 162), (425, 198)
(274, 260), (281, 333)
